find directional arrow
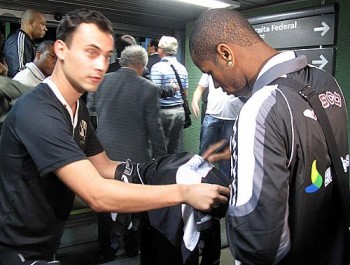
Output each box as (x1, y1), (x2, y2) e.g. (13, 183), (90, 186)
(314, 21), (330, 37)
(312, 55), (328, 69)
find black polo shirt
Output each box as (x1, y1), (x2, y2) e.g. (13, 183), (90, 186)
(0, 83), (103, 260)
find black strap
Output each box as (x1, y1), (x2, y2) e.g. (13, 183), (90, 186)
(271, 77), (350, 231)
(168, 64), (187, 102)
(252, 54), (308, 92)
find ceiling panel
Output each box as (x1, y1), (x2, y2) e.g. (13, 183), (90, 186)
(0, 0), (298, 32)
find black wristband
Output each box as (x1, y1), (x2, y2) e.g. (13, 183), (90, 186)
(114, 159), (143, 184)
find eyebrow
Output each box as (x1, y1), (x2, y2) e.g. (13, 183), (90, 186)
(87, 44), (113, 54)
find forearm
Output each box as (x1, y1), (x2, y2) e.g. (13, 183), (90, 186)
(97, 181), (186, 213)
(57, 158), (229, 214)
(159, 85), (175, 98)
(0, 76), (28, 99)
(88, 151), (120, 179)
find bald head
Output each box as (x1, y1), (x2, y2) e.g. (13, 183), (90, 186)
(189, 9), (262, 63)
(21, 9), (42, 24)
(21, 9), (47, 40)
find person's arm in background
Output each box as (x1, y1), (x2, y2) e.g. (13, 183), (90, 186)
(158, 84), (179, 98)
(191, 73), (209, 119)
(86, 90), (98, 129)
(149, 62), (178, 98)
(0, 76), (29, 101)
(191, 84), (206, 119)
(0, 62), (7, 76)
(145, 82), (167, 158)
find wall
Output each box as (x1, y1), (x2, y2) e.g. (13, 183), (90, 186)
(183, 0), (349, 153)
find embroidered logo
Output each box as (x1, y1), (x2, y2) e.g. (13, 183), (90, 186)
(121, 174), (130, 183)
(79, 120), (87, 145)
(303, 109), (317, 120)
(324, 167), (332, 187)
(305, 160), (323, 193)
(319, 91), (342, 108)
(341, 154), (349, 173)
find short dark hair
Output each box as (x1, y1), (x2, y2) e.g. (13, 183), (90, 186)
(56, 9), (114, 47)
(115, 34), (137, 54)
(36, 40), (54, 53)
(150, 39), (159, 50)
(189, 9), (262, 63)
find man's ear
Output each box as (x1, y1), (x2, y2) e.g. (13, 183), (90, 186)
(27, 19), (35, 30)
(54, 40), (67, 60)
(35, 51), (41, 60)
(216, 44), (235, 65)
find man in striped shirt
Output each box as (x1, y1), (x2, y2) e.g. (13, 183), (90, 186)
(150, 35), (189, 154)
(4, 9), (47, 78)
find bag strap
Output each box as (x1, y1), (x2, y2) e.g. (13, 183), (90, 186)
(169, 64), (187, 102)
(162, 59), (186, 102)
(271, 76), (350, 231)
(252, 54), (308, 92)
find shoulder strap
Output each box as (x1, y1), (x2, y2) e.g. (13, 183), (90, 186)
(162, 59), (186, 101)
(169, 64), (186, 101)
(271, 76), (350, 231)
(253, 54), (308, 93)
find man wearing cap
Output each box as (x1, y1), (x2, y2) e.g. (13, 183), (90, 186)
(150, 36), (189, 155)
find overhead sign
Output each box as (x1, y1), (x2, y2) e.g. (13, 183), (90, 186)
(252, 14), (335, 49)
(294, 48), (335, 74)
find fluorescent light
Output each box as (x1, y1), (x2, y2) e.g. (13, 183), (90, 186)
(174, 0), (240, 9)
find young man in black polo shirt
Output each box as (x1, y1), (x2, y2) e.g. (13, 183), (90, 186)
(0, 9), (229, 264)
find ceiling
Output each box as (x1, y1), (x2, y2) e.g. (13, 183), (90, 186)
(0, 0), (298, 35)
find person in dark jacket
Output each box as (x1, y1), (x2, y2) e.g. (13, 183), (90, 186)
(147, 38), (160, 70)
(190, 8), (349, 265)
(90, 45), (167, 261)
(4, 9), (47, 78)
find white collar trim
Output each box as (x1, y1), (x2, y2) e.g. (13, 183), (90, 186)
(43, 78), (79, 129)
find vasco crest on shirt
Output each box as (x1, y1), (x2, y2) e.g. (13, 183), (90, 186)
(79, 120), (87, 145)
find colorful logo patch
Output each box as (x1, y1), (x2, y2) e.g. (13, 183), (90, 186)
(305, 160), (323, 193)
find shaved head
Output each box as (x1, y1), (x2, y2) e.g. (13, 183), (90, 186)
(21, 9), (42, 23)
(189, 9), (262, 63)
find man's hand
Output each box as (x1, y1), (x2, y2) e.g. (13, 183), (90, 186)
(183, 183), (230, 211)
(0, 62), (8, 76)
(171, 80), (180, 93)
(202, 139), (231, 164)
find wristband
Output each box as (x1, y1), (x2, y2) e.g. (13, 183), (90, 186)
(114, 159), (143, 184)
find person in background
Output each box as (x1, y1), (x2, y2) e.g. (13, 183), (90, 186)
(0, 32), (7, 76)
(150, 35), (188, 154)
(107, 34), (136, 73)
(0, 76), (29, 134)
(192, 73), (244, 176)
(147, 39), (160, 70)
(4, 9), (47, 78)
(0, 8), (229, 264)
(190, 8), (349, 265)
(191, 73), (244, 265)
(91, 45), (166, 261)
(13, 40), (56, 87)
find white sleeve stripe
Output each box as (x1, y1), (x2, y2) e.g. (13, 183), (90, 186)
(17, 32), (26, 71)
(235, 85), (277, 208)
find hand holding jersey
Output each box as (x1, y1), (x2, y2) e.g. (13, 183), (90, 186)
(114, 152), (231, 263)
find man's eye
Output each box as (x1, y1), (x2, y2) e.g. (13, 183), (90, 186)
(87, 50), (97, 56)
